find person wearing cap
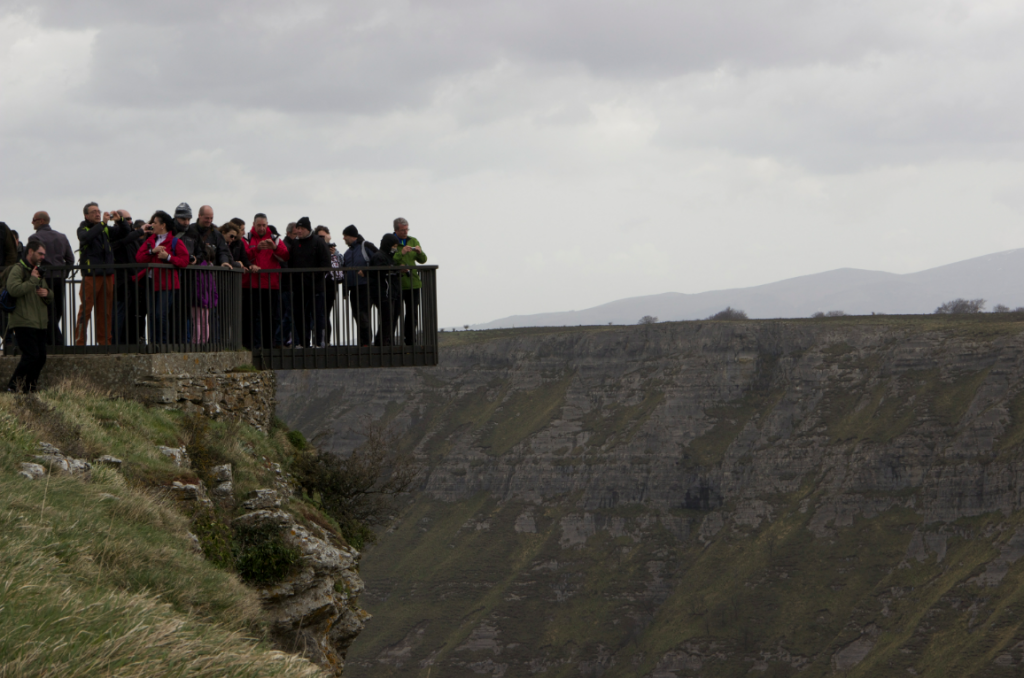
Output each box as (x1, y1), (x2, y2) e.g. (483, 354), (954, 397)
(170, 202), (195, 343)
(340, 225), (377, 347)
(26, 211), (75, 345)
(287, 217), (331, 348)
(392, 217), (427, 346)
(75, 202), (116, 345)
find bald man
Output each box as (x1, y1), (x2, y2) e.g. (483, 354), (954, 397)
(27, 211), (75, 345)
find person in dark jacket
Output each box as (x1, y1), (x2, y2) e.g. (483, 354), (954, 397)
(0, 221), (17, 269)
(287, 217), (331, 347)
(26, 211), (75, 346)
(340, 225), (376, 347)
(75, 202), (116, 346)
(185, 206), (234, 269)
(5, 240), (53, 393)
(369, 233), (402, 346)
(0, 221), (16, 349)
(109, 212), (149, 344)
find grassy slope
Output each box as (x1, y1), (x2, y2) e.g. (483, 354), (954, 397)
(0, 380), (324, 678)
(349, 316), (1024, 677)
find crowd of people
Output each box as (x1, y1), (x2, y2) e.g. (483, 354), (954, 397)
(0, 203), (429, 393)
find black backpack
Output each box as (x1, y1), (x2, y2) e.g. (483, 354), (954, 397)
(0, 222), (18, 269)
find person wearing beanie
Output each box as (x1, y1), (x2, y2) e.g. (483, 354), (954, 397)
(366, 233), (402, 346)
(340, 225), (377, 346)
(173, 203), (192, 234)
(286, 217), (331, 347)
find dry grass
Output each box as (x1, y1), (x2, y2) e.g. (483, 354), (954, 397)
(0, 379), (325, 677)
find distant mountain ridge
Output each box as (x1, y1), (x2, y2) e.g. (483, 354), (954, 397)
(475, 248), (1024, 328)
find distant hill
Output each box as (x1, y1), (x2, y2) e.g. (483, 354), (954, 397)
(474, 248), (1024, 328)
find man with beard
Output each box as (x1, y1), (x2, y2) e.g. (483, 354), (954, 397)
(4, 240), (52, 392)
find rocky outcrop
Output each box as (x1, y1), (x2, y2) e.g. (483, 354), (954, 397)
(13, 437), (367, 676)
(277, 318), (1024, 677)
(19, 442), (92, 479)
(234, 507), (370, 675)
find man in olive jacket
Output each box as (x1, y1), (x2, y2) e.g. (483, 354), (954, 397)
(5, 240), (52, 393)
(392, 217), (428, 346)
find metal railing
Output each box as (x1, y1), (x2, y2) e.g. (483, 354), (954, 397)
(1, 263), (439, 370)
(245, 265), (439, 370)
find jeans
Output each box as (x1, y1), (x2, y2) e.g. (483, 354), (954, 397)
(402, 287), (421, 346)
(149, 290), (175, 344)
(275, 290), (293, 347)
(7, 327), (47, 393)
(348, 285), (371, 346)
(45, 280), (66, 346)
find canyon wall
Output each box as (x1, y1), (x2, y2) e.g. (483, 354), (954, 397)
(278, 317), (1024, 677)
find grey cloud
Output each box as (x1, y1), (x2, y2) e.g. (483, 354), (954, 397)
(16, 0), (921, 116)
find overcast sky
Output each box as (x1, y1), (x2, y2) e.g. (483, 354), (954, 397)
(3, 0), (1024, 327)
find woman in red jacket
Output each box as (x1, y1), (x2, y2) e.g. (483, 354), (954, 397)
(135, 211), (189, 344)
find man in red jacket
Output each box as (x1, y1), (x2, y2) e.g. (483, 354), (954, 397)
(244, 213), (289, 349)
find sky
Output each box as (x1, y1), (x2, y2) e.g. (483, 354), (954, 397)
(3, 0), (1024, 328)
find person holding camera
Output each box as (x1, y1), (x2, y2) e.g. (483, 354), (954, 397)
(5, 240), (53, 393)
(135, 211), (189, 344)
(74, 202), (116, 346)
(393, 217), (427, 346)
(104, 209), (147, 345)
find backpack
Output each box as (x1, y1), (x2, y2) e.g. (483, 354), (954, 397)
(0, 261), (27, 313)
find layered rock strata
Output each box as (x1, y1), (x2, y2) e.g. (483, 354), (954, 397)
(278, 318), (1024, 677)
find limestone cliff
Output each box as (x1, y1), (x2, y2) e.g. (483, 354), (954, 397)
(278, 317), (1024, 677)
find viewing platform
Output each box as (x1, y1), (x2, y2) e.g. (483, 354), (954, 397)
(2, 263), (439, 371)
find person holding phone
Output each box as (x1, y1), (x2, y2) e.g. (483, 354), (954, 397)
(5, 240), (52, 393)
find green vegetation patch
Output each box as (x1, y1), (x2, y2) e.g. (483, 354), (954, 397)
(233, 520), (302, 586)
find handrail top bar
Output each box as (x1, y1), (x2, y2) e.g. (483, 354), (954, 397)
(42, 264), (439, 272)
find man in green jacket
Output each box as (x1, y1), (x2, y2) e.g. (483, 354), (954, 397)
(393, 217), (428, 346)
(5, 240), (52, 393)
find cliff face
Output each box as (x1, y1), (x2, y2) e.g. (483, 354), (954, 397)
(278, 317), (1024, 677)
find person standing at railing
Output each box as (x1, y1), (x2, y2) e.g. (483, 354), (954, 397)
(221, 222), (254, 348)
(4, 240), (52, 393)
(184, 206), (234, 345)
(135, 211), (189, 344)
(75, 202), (116, 346)
(392, 217), (428, 346)
(367, 234), (402, 346)
(340, 225), (377, 347)
(315, 226), (343, 345)
(26, 211), (75, 346)
(244, 214), (289, 350)
(288, 217), (331, 348)
(171, 203), (195, 344)
(108, 210), (146, 346)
